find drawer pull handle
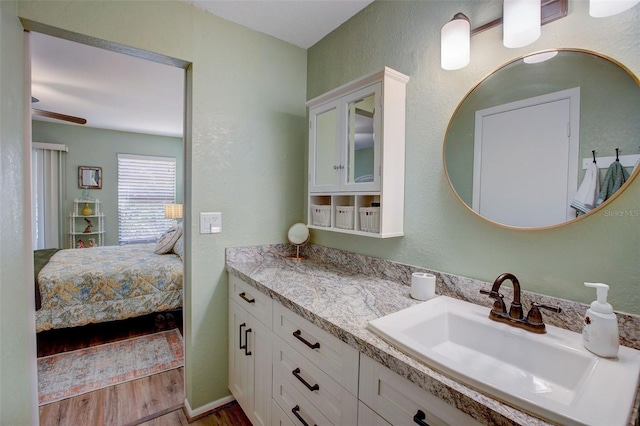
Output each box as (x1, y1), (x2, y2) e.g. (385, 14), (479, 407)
(292, 368), (319, 392)
(291, 405), (316, 426)
(239, 323), (246, 350)
(239, 292), (255, 304)
(413, 409), (430, 426)
(243, 327), (252, 356)
(293, 329), (320, 350)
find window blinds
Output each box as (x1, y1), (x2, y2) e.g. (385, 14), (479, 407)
(118, 153), (177, 244)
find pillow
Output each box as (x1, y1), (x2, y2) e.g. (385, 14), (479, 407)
(172, 233), (184, 260)
(154, 224), (183, 254)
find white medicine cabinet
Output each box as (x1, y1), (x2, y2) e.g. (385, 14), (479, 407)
(307, 67), (409, 238)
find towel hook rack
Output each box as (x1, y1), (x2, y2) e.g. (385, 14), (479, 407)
(615, 148), (620, 161)
(592, 150), (597, 163)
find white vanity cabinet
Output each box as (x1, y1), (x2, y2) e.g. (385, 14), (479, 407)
(359, 355), (483, 426)
(228, 275), (272, 426)
(228, 274), (481, 426)
(272, 302), (359, 425)
(358, 401), (391, 426)
(307, 67), (409, 238)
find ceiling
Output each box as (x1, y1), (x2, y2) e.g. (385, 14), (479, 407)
(30, 32), (186, 138)
(30, 1), (373, 138)
(181, 0), (374, 50)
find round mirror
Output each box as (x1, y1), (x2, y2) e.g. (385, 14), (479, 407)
(287, 223), (309, 260)
(444, 49), (640, 229)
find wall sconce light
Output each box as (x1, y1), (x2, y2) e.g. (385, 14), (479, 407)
(589, 0), (640, 17)
(164, 203), (183, 221)
(441, 0), (567, 70)
(503, 0), (541, 48)
(441, 13), (470, 70)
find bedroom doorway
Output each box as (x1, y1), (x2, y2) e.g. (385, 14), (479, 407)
(27, 27), (190, 424)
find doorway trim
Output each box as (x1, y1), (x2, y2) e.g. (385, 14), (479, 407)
(22, 19), (192, 416)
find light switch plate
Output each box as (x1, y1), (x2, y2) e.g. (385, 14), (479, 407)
(200, 212), (222, 234)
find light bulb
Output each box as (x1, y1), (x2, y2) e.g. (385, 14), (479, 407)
(589, 0), (640, 17)
(503, 0), (541, 48)
(441, 13), (470, 71)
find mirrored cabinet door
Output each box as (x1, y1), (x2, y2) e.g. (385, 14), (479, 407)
(309, 84), (381, 193)
(310, 100), (341, 192)
(344, 83), (381, 192)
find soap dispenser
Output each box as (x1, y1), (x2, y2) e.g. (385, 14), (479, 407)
(582, 282), (619, 358)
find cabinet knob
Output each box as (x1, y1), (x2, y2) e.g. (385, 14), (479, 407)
(291, 405), (316, 426)
(239, 292), (255, 304)
(292, 368), (320, 392)
(413, 409), (431, 426)
(293, 329), (321, 350)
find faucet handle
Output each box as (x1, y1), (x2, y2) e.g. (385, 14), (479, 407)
(535, 302), (562, 313)
(526, 302), (562, 325)
(480, 288), (500, 299)
(480, 289), (507, 314)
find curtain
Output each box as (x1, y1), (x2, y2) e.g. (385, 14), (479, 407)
(32, 142), (67, 249)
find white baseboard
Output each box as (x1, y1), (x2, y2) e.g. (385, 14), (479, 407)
(183, 394), (236, 420)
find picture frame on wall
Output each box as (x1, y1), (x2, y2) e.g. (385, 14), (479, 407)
(78, 166), (102, 189)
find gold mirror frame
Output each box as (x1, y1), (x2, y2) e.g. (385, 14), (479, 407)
(443, 48), (640, 231)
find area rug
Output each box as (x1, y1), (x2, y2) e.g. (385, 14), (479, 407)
(38, 329), (183, 405)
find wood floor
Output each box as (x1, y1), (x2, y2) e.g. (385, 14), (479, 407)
(37, 312), (251, 426)
(139, 401), (251, 426)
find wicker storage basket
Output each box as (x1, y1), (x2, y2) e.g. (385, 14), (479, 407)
(359, 207), (380, 233)
(311, 204), (331, 227)
(335, 206), (355, 230)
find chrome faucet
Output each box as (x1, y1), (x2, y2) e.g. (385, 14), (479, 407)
(480, 272), (561, 334)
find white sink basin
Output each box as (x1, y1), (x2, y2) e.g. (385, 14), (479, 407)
(368, 296), (640, 425)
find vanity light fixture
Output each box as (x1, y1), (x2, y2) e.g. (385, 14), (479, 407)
(589, 0), (640, 17)
(503, 0), (541, 48)
(441, 0), (566, 70)
(441, 13), (470, 70)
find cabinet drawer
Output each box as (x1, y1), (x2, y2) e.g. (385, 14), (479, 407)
(359, 355), (483, 426)
(272, 399), (295, 426)
(358, 401), (391, 426)
(273, 336), (357, 426)
(273, 374), (333, 426)
(273, 302), (359, 395)
(229, 274), (272, 326)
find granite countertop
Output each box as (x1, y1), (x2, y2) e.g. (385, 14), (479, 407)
(225, 244), (640, 426)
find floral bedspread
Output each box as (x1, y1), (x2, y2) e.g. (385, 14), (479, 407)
(36, 243), (182, 332)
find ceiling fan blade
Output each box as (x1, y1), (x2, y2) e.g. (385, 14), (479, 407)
(32, 108), (87, 125)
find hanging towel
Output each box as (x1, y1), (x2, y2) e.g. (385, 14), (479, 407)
(597, 160), (630, 206)
(571, 162), (600, 214)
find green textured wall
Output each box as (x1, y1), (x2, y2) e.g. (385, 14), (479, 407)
(308, 1), (640, 314)
(0, 1), (38, 424)
(33, 121), (184, 247)
(4, 0), (306, 419)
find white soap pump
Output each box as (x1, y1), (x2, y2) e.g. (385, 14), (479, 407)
(582, 282), (619, 358)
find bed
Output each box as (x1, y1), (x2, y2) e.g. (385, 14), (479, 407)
(35, 242), (183, 332)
